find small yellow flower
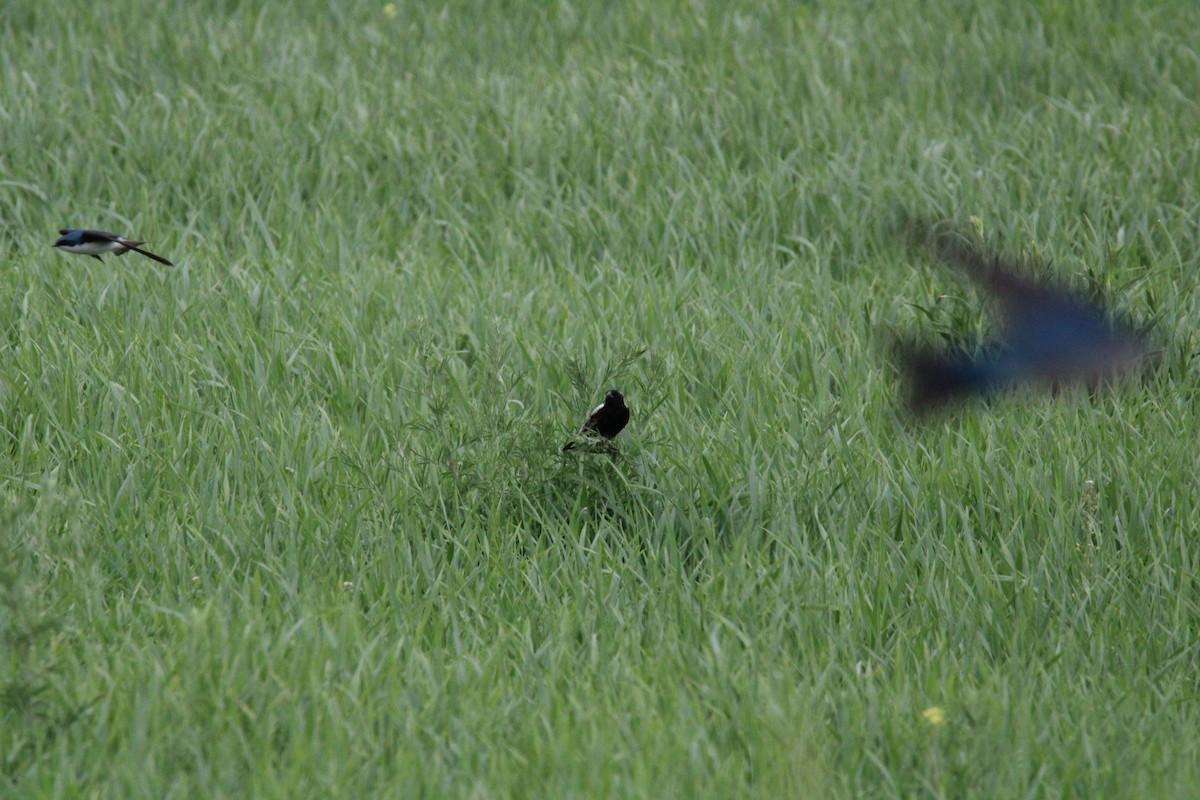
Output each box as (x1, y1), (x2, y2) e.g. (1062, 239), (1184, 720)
(921, 706), (945, 726)
(382, 3), (398, 19)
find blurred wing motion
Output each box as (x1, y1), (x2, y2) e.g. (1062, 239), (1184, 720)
(898, 230), (1148, 413)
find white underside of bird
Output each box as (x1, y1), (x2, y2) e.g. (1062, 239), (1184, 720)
(57, 239), (138, 256)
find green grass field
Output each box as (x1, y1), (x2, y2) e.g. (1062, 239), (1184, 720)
(3, 0), (1200, 796)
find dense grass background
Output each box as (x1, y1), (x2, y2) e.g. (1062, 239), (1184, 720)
(2, 0), (1199, 796)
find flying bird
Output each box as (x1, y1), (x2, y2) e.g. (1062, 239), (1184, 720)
(898, 232), (1147, 413)
(53, 229), (174, 266)
(563, 389), (630, 451)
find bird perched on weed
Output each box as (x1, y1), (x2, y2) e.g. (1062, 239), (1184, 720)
(897, 229), (1148, 413)
(53, 229), (174, 266)
(563, 389), (630, 451)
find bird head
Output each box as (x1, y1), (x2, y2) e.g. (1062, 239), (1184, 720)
(604, 389), (625, 406)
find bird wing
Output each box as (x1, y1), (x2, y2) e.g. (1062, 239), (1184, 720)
(76, 229), (125, 243)
(578, 403), (605, 434)
(932, 238), (1041, 303)
(930, 232), (1146, 379)
(929, 236), (1099, 331)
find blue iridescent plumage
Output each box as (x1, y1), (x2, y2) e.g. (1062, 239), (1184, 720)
(899, 232), (1147, 413)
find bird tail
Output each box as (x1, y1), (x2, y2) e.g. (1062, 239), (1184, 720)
(124, 243), (174, 266)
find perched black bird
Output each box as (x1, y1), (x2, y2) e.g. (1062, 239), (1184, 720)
(563, 389), (630, 451)
(53, 228), (174, 266)
(898, 234), (1147, 413)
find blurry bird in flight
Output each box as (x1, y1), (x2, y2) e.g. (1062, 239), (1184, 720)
(53, 228), (174, 266)
(563, 389), (630, 451)
(897, 230), (1148, 413)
